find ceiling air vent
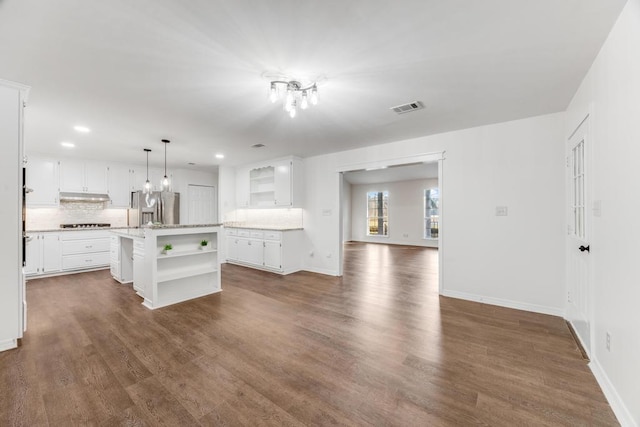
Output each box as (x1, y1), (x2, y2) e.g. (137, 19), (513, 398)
(251, 143), (266, 148)
(390, 101), (424, 115)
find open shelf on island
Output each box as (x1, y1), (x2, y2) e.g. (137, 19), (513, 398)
(158, 248), (217, 258)
(157, 265), (218, 283)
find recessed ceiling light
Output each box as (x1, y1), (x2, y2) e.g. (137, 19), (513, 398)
(73, 125), (91, 133)
(215, 153), (224, 159)
(60, 141), (75, 148)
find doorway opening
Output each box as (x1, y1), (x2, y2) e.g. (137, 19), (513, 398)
(337, 152), (444, 294)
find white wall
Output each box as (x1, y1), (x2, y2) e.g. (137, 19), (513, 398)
(566, 1), (640, 424)
(303, 112), (566, 315)
(218, 166), (236, 223)
(349, 178), (438, 247)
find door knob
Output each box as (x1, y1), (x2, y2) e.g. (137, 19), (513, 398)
(579, 245), (590, 252)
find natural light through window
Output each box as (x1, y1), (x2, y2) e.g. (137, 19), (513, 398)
(424, 188), (439, 239)
(367, 191), (388, 236)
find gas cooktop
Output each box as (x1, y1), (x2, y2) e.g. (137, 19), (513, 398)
(60, 223), (111, 229)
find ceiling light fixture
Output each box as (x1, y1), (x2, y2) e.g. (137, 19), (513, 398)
(74, 125), (91, 133)
(269, 80), (318, 118)
(161, 139), (170, 190)
(60, 141), (75, 148)
(143, 148), (152, 194)
(215, 153), (224, 159)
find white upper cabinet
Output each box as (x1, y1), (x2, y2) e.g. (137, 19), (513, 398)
(26, 156), (59, 207)
(273, 160), (292, 207)
(107, 164), (133, 208)
(237, 156), (303, 208)
(60, 159), (108, 193)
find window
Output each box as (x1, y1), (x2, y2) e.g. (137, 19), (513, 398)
(424, 188), (439, 239)
(367, 191), (388, 236)
(571, 140), (585, 239)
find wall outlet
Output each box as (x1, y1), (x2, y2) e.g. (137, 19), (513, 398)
(402, 233), (409, 238)
(495, 206), (508, 216)
(606, 332), (611, 351)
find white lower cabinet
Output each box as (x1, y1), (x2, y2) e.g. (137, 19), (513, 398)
(110, 235), (134, 284)
(132, 239), (145, 296)
(225, 228), (302, 274)
(26, 230), (117, 277)
(24, 233), (61, 276)
(60, 230), (111, 272)
(263, 240), (282, 270)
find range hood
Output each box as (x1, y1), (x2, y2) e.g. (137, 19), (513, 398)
(59, 192), (110, 202)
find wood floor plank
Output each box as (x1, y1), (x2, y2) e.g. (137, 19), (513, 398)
(0, 242), (619, 426)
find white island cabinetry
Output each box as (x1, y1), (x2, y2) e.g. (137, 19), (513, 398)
(148, 226), (220, 309)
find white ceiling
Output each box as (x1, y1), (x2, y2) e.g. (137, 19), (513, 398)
(0, 0), (627, 170)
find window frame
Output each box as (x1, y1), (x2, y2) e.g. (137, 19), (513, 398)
(366, 190), (389, 237)
(424, 188), (439, 239)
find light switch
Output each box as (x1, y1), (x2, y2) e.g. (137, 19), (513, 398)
(593, 200), (602, 217)
(495, 206), (508, 216)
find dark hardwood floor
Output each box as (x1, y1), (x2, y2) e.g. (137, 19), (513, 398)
(1, 242), (618, 426)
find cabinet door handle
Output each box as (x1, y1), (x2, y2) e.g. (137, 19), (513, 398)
(85, 245), (92, 249)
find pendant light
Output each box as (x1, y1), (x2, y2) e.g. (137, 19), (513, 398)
(161, 139), (170, 189)
(143, 148), (152, 194)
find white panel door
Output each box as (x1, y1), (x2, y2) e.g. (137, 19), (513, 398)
(188, 185), (216, 224)
(85, 163), (108, 193)
(274, 161), (291, 206)
(26, 157), (59, 207)
(42, 233), (61, 273)
(24, 235), (40, 275)
(566, 117), (592, 356)
(107, 164), (132, 208)
(263, 240), (281, 270)
(59, 159), (85, 192)
(226, 236), (238, 261)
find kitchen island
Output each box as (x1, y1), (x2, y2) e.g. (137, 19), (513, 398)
(111, 224), (221, 309)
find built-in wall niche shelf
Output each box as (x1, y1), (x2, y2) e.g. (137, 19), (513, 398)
(236, 157), (303, 208)
(250, 166), (276, 206)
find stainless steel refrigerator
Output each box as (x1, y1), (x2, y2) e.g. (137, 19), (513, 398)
(128, 191), (180, 226)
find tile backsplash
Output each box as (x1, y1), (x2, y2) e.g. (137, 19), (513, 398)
(27, 201), (129, 230)
(223, 208), (303, 229)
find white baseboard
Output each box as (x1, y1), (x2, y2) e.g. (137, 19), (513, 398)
(441, 289), (565, 317)
(589, 358), (637, 427)
(0, 338), (18, 353)
(301, 266), (340, 276)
